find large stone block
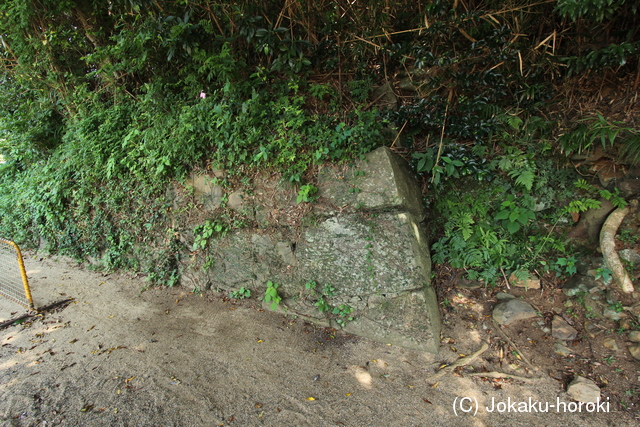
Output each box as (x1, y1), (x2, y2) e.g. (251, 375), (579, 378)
(344, 288), (440, 353)
(281, 210), (438, 352)
(296, 212), (430, 297)
(318, 146), (425, 219)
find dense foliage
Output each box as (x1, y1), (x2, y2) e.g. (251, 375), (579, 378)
(0, 0), (638, 281)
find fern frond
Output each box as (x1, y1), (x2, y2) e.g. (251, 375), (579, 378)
(619, 131), (640, 165)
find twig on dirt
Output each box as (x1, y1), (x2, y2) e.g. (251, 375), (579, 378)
(425, 341), (489, 383)
(36, 298), (74, 313)
(467, 371), (537, 383)
(0, 298), (74, 330)
(0, 313), (31, 330)
(492, 320), (538, 373)
(500, 267), (511, 290)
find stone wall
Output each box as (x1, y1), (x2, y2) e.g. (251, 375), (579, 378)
(174, 147), (441, 353)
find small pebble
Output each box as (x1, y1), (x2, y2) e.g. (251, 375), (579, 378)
(619, 318), (633, 330)
(628, 331), (640, 343)
(603, 337), (619, 351)
(628, 344), (640, 361)
(567, 376), (601, 403)
(554, 342), (572, 357)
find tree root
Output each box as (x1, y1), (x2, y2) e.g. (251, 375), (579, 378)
(600, 204), (634, 293)
(466, 371), (537, 383)
(425, 341), (489, 383)
(492, 319), (538, 373)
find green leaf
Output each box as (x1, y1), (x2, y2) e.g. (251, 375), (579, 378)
(495, 210), (510, 220)
(516, 212), (529, 225)
(506, 221), (520, 234)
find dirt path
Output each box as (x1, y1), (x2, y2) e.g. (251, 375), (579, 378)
(0, 254), (632, 426)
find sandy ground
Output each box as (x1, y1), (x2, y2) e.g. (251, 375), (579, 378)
(0, 253), (633, 426)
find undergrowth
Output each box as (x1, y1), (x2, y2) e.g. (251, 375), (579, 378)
(0, 0), (637, 285)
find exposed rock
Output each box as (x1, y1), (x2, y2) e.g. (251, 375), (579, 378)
(495, 292), (516, 301)
(188, 173), (225, 210)
(552, 316), (578, 341)
(618, 168), (640, 197)
(584, 321), (603, 337)
(343, 289), (440, 352)
(583, 298), (602, 318)
(296, 212), (430, 297)
(371, 82), (397, 110)
(317, 146), (425, 219)
(509, 272), (541, 289)
(619, 318), (633, 330)
(397, 77), (417, 91)
(567, 376), (601, 403)
(227, 191), (244, 209)
(597, 166), (626, 187)
(567, 198), (615, 241)
(456, 279), (483, 289)
(575, 258), (591, 275)
(628, 302), (640, 319)
(554, 342), (573, 357)
(628, 331), (640, 342)
(492, 299), (538, 325)
(562, 275), (600, 296)
(395, 67), (435, 93)
(628, 344), (640, 360)
(603, 307), (625, 321)
(604, 288), (618, 305)
(603, 337), (619, 351)
(619, 248), (640, 265)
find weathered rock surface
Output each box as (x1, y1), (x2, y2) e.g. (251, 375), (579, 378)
(296, 213), (429, 297)
(552, 316), (578, 341)
(317, 146), (425, 219)
(492, 299), (537, 325)
(188, 170), (225, 210)
(343, 289), (440, 352)
(628, 331), (640, 342)
(602, 307), (625, 321)
(567, 376), (601, 403)
(456, 279), (482, 289)
(628, 344), (640, 360)
(371, 82), (398, 110)
(495, 292), (516, 301)
(619, 248), (640, 265)
(567, 198), (615, 241)
(562, 275), (600, 296)
(619, 318), (633, 330)
(603, 337), (619, 351)
(554, 342), (573, 357)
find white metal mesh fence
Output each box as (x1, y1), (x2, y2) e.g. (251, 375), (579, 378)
(0, 238), (33, 309)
